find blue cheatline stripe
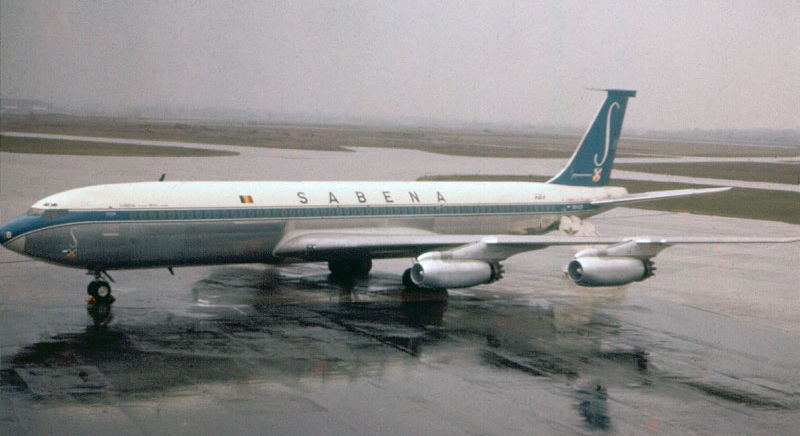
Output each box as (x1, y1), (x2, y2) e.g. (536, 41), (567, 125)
(139, 202), (595, 219)
(3, 202), (598, 240)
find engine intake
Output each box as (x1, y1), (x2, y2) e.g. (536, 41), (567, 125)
(567, 256), (653, 287)
(410, 259), (498, 289)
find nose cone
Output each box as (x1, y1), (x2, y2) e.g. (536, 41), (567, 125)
(1, 223), (10, 244)
(4, 235), (26, 254)
(1, 219), (27, 254)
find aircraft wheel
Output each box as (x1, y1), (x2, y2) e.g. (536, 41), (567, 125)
(355, 258), (372, 275)
(88, 281), (113, 304)
(328, 260), (350, 276)
(95, 281), (112, 300)
(329, 259), (372, 277)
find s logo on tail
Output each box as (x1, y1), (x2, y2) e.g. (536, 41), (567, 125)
(595, 101), (620, 167)
(548, 89), (636, 187)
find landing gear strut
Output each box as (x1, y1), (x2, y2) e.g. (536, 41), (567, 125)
(86, 271), (115, 304)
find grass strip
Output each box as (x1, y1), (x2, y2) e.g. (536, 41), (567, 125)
(0, 135), (238, 157)
(617, 162), (800, 185)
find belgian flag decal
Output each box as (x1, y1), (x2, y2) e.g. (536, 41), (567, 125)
(239, 195), (254, 204)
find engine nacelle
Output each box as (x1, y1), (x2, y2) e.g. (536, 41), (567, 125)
(567, 256), (651, 287)
(410, 259), (495, 289)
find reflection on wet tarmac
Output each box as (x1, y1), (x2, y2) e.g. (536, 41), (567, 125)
(86, 302), (113, 326)
(2, 265), (798, 434)
(5, 267), (638, 426)
(576, 384), (610, 430)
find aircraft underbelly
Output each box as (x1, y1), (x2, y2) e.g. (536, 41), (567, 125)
(24, 220), (287, 269)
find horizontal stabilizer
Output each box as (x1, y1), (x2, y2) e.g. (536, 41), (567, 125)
(591, 187), (731, 206)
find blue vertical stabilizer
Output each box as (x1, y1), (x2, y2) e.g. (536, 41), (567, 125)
(547, 89), (636, 186)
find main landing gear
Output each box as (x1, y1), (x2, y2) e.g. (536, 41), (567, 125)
(86, 271), (115, 305)
(328, 258), (373, 278)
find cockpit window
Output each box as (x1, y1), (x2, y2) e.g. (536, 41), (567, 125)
(27, 208), (69, 219)
(43, 209), (69, 219)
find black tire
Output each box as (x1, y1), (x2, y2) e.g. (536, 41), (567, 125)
(328, 258), (372, 277)
(328, 260), (350, 276)
(95, 281), (111, 299)
(88, 281), (112, 303)
(87, 281), (98, 296)
(355, 258), (372, 275)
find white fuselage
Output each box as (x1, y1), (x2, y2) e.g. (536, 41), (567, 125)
(2, 181), (627, 270)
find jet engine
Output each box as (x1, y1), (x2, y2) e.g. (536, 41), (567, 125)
(409, 259), (500, 289)
(567, 256), (655, 287)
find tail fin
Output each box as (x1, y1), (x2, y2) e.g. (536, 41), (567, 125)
(547, 89), (636, 186)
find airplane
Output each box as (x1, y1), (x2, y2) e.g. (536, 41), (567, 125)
(1, 89), (796, 304)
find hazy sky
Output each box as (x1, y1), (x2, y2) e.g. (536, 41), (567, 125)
(2, 1), (798, 131)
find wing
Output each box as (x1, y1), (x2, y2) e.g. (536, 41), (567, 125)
(273, 227), (799, 263)
(485, 235), (799, 261)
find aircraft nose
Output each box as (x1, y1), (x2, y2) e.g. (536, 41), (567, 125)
(1, 222), (26, 254)
(4, 235), (26, 254)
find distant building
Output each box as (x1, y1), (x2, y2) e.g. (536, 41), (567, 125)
(0, 98), (53, 115)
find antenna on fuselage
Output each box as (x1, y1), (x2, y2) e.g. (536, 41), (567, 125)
(159, 173), (166, 182)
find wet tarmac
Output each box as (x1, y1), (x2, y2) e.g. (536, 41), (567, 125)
(1, 144), (799, 435)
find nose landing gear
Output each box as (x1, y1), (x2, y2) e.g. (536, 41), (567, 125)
(84, 270), (115, 325)
(86, 271), (115, 305)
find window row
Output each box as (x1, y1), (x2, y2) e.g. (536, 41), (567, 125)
(125, 204), (572, 221)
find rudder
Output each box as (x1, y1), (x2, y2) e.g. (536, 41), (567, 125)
(547, 89), (636, 186)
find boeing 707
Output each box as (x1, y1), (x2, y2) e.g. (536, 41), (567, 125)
(1, 89), (796, 304)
